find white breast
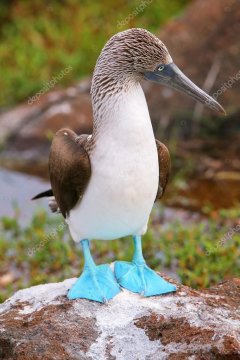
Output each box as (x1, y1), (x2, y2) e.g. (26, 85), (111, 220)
(68, 84), (159, 242)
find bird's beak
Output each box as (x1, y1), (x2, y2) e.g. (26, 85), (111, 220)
(144, 62), (226, 115)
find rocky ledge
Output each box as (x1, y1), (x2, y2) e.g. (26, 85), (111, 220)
(0, 276), (239, 360)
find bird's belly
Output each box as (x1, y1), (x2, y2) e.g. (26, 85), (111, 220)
(68, 141), (159, 242)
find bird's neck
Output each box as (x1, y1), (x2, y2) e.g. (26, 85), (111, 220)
(90, 75), (153, 144)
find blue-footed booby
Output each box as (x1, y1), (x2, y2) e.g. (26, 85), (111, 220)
(33, 28), (225, 303)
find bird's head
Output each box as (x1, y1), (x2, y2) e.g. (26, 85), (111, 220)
(94, 28), (225, 114)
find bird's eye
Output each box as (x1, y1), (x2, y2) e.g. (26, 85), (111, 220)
(158, 65), (165, 72)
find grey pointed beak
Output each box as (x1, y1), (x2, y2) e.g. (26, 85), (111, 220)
(144, 63), (226, 115)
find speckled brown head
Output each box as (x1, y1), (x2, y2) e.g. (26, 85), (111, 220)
(95, 28), (172, 78)
(92, 28), (225, 115)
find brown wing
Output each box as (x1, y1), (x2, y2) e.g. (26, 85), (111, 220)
(155, 139), (171, 201)
(49, 128), (91, 218)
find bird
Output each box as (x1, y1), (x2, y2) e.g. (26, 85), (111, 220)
(33, 28), (225, 303)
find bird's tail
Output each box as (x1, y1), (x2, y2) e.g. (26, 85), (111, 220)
(32, 189), (59, 213)
(31, 189), (53, 200)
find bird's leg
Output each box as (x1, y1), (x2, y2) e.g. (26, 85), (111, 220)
(114, 235), (176, 296)
(68, 239), (120, 303)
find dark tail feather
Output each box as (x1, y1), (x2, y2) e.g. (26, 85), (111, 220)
(32, 189), (53, 200)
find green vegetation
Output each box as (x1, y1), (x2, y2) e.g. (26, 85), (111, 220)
(0, 0), (189, 107)
(0, 205), (239, 303)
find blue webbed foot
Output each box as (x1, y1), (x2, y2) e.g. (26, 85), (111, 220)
(68, 239), (120, 303)
(114, 261), (176, 296)
(68, 264), (120, 303)
(114, 235), (176, 296)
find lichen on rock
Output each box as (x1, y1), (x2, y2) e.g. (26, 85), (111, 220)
(0, 276), (239, 360)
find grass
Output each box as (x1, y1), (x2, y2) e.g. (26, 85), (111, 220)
(0, 204), (239, 303)
(0, 0), (189, 107)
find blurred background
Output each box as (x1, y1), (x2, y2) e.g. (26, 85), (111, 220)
(0, 0), (239, 303)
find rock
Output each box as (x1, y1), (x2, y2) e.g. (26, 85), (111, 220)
(0, 82), (93, 178)
(0, 276), (239, 359)
(145, 0), (240, 131)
